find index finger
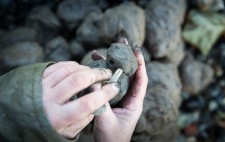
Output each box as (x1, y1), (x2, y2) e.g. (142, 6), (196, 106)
(50, 68), (112, 104)
(59, 83), (119, 125)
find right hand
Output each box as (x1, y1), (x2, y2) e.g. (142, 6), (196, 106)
(41, 61), (120, 139)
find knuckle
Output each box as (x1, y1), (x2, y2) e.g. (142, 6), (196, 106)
(68, 75), (83, 88)
(88, 115), (94, 122)
(100, 87), (113, 98)
(96, 68), (111, 79)
(80, 64), (91, 69)
(80, 96), (98, 113)
(62, 66), (71, 76)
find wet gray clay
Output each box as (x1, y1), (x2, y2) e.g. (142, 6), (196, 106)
(86, 38), (138, 115)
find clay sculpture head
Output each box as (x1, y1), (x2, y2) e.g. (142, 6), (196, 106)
(106, 38), (138, 76)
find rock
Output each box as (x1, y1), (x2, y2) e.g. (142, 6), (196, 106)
(26, 6), (61, 45)
(179, 53), (214, 94)
(76, 11), (103, 49)
(44, 36), (71, 62)
(144, 87), (179, 135)
(145, 1), (181, 58)
(69, 39), (87, 61)
(0, 41), (43, 70)
(0, 27), (38, 48)
(134, 114), (147, 133)
(166, 39), (185, 66)
(146, 62), (182, 107)
(133, 86), (179, 142)
(150, 0), (186, 24)
(99, 2), (145, 47)
(57, 0), (100, 30)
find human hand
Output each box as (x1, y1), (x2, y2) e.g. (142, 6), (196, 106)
(93, 47), (148, 142)
(41, 61), (120, 139)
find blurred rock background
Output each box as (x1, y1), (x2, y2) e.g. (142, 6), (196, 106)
(0, 0), (225, 142)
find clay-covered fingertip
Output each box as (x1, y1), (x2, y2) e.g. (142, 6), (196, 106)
(112, 83), (120, 93)
(133, 45), (142, 54)
(92, 105), (106, 115)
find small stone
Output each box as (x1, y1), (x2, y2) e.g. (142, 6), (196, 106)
(146, 62), (182, 107)
(44, 36), (71, 62)
(26, 6), (61, 45)
(179, 52), (214, 94)
(166, 39), (185, 66)
(146, 0), (186, 24)
(134, 114), (147, 133)
(145, 1), (181, 58)
(76, 11), (103, 48)
(0, 41), (43, 69)
(57, 0), (100, 30)
(0, 27), (38, 48)
(69, 39), (87, 61)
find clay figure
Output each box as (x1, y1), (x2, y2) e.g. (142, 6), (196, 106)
(81, 38), (138, 115)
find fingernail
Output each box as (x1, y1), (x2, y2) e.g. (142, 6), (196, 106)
(133, 45), (142, 54)
(112, 83), (120, 93)
(105, 69), (112, 77)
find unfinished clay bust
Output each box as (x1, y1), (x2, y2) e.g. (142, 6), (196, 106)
(83, 38), (138, 114)
(78, 38), (138, 115)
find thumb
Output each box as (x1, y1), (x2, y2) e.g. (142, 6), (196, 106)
(94, 103), (117, 128)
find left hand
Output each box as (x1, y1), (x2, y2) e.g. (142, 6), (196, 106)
(93, 47), (148, 142)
